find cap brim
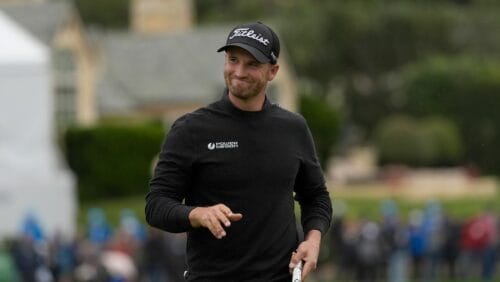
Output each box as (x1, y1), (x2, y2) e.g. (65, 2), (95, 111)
(217, 43), (270, 63)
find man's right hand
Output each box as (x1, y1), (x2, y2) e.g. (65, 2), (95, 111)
(188, 204), (243, 239)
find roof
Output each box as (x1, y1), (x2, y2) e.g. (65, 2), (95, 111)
(96, 27), (229, 115)
(0, 10), (47, 66)
(0, 1), (71, 45)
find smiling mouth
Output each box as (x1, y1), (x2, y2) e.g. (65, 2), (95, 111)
(232, 78), (250, 85)
(236, 79), (248, 83)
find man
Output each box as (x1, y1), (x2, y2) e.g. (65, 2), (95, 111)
(145, 21), (332, 281)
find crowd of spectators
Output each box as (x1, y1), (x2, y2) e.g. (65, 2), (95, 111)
(0, 208), (186, 282)
(322, 200), (499, 282)
(0, 200), (498, 282)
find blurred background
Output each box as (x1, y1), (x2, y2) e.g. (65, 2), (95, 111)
(0, 0), (499, 281)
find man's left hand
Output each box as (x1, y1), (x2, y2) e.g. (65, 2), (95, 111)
(289, 229), (322, 281)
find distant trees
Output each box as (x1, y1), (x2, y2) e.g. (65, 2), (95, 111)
(72, 0), (500, 174)
(401, 56), (500, 174)
(374, 115), (464, 167)
(274, 1), (500, 173)
(299, 93), (342, 168)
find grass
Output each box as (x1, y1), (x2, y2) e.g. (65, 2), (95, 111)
(330, 177), (500, 221)
(333, 194), (500, 221)
(77, 194), (146, 232)
(77, 183), (499, 231)
(76, 184), (500, 282)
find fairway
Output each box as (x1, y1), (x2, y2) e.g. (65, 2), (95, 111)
(77, 176), (499, 230)
(328, 176), (499, 220)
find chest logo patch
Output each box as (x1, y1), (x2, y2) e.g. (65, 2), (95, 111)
(207, 141), (239, 150)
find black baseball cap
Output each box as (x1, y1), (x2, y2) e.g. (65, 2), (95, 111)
(217, 22), (280, 64)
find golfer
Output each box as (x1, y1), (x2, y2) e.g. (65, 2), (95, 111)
(145, 21), (332, 281)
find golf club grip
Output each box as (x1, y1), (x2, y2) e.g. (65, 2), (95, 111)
(292, 261), (303, 282)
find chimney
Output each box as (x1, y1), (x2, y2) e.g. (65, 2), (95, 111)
(131, 0), (194, 34)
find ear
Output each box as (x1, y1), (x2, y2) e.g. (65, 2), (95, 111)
(267, 63), (280, 81)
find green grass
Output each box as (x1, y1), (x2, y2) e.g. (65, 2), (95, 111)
(77, 194), (146, 232)
(76, 188), (500, 282)
(334, 194), (500, 221)
(77, 184), (499, 232)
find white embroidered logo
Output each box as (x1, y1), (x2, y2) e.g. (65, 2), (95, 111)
(207, 141), (239, 150)
(229, 28), (270, 46)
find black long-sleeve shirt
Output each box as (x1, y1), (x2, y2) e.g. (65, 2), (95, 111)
(146, 91), (332, 281)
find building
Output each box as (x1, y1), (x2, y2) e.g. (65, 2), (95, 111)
(96, 0), (298, 123)
(1, 0), (97, 130)
(1, 0), (298, 126)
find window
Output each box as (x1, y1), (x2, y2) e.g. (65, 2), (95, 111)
(53, 49), (76, 132)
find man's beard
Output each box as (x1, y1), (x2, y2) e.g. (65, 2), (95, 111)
(225, 76), (266, 101)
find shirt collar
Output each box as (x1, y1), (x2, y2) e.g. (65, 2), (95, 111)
(218, 88), (272, 116)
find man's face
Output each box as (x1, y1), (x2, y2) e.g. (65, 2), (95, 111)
(223, 47), (278, 101)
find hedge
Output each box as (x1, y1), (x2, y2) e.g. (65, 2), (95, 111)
(374, 115), (464, 167)
(401, 56), (500, 174)
(299, 93), (342, 168)
(64, 123), (165, 201)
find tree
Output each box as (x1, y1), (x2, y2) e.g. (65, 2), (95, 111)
(373, 115), (464, 167)
(401, 56), (500, 173)
(299, 92), (342, 168)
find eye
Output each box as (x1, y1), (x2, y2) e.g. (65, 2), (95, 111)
(249, 61), (261, 68)
(228, 56), (238, 63)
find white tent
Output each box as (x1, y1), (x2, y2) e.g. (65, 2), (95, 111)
(0, 10), (76, 239)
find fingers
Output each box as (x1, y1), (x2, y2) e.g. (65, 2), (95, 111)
(301, 259), (317, 280)
(289, 242), (319, 280)
(188, 204), (242, 239)
(289, 251), (301, 269)
(214, 207), (231, 227)
(227, 213), (243, 222)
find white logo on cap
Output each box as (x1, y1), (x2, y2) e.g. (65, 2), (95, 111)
(229, 28), (270, 46)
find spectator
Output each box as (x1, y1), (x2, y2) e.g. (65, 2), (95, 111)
(421, 200), (444, 282)
(11, 235), (39, 282)
(119, 209), (146, 243)
(142, 227), (170, 282)
(460, 207), (498, 281)
(380, 200), (410, 282)
(355, 220), (382, 282)
(441, 214), (462, 280)
(408, 209), (425, 280)
(334, 220), (358, 281)
(86, 208), (112, 248)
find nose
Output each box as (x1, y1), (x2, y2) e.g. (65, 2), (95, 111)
(232, 63), (247, 78)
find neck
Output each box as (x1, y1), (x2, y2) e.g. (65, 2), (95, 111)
(228, 92), (266, 112)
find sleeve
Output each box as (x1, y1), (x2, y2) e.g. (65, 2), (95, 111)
(293, 118), (333, 236)
(145, 117), (196, 233)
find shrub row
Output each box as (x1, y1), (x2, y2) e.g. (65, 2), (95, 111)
(401, 56), (500, 173)
(64, 123), (165, 201)
(374, 115), (464, 167)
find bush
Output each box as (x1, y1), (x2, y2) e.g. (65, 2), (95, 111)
(64, 122), (165, 201)
(299, 93), (342, 168)
(374, 115), (427, 166)
(420, 117), (464, 166)
(401, 56), (500, 173)
(374, 115), (463, 167)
